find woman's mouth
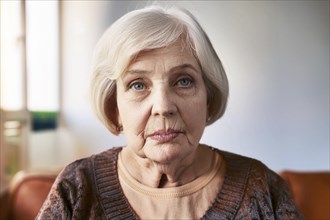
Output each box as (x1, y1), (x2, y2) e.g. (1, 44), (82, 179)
(147, 129), (183, 143)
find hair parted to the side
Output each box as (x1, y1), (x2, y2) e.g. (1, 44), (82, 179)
(90, 5), (229, 135)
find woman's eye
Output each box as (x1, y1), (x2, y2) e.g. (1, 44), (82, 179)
(129, 82), (145, 91)
(176, 78), (193, 87)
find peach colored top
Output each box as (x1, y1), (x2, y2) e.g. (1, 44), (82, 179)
(118, 150), (225, 219)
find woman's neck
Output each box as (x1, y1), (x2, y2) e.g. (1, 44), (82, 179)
(120, 144), (214, 188)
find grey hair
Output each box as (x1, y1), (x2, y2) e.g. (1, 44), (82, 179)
(90, 5), (229, 135)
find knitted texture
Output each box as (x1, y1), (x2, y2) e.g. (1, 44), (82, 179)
(37, 147), (304, 220)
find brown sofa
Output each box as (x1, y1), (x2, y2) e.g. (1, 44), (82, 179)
(280, 170), (330, 220)
(0, 171), (56, 220)
(1, 170), (329, 220)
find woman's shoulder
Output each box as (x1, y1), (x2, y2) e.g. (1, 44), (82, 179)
(208, 147), (304, 219)
(211, 147), (289, 198)
(36, 147), (123, 219)
(55, 147), (123, 185)
(213, 147), (278, 179)
(219, 149), (283, 184)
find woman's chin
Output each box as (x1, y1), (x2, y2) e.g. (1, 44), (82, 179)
(144, 143), (190, 164)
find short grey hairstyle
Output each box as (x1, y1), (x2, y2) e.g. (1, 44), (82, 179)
(90, 5), (229, 135)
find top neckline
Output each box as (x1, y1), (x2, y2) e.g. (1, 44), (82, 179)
(117, 149), (222, 198)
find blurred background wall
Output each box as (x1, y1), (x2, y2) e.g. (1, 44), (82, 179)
(2, 1), (328, 177)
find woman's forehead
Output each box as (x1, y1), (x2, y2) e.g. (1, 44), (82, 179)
(128, 42), (198, 70)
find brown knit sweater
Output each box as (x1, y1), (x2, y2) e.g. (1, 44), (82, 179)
(37, 147), (304, 219)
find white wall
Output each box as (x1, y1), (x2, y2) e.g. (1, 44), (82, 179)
(58, 1), (329, 172)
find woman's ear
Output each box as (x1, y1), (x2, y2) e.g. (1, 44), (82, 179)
(206, 100), (210, 123)
(116, 109), (123, 132)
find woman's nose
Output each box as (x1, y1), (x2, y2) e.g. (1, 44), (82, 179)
(151, 86), (177, 117)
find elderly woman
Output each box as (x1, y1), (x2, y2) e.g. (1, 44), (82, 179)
(38, 5), (304, 220)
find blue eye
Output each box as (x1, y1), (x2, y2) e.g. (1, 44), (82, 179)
(176, 78), (193, 87)
(130, 82), (145, 91)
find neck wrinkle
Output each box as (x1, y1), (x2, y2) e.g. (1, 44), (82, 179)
(120, 144), (214, 188)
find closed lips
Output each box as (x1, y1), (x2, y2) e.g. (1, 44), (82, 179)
(147, 129), (183, 143)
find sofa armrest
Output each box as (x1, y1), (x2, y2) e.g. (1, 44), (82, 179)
(7, 171), (57, 220)
(280, 170), (330, 220)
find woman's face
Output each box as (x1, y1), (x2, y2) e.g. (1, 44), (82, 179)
(116, 41), (208, 163)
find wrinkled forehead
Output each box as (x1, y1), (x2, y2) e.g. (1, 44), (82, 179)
(124, 39), (199, 74)
(140, 40), (193, 57)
